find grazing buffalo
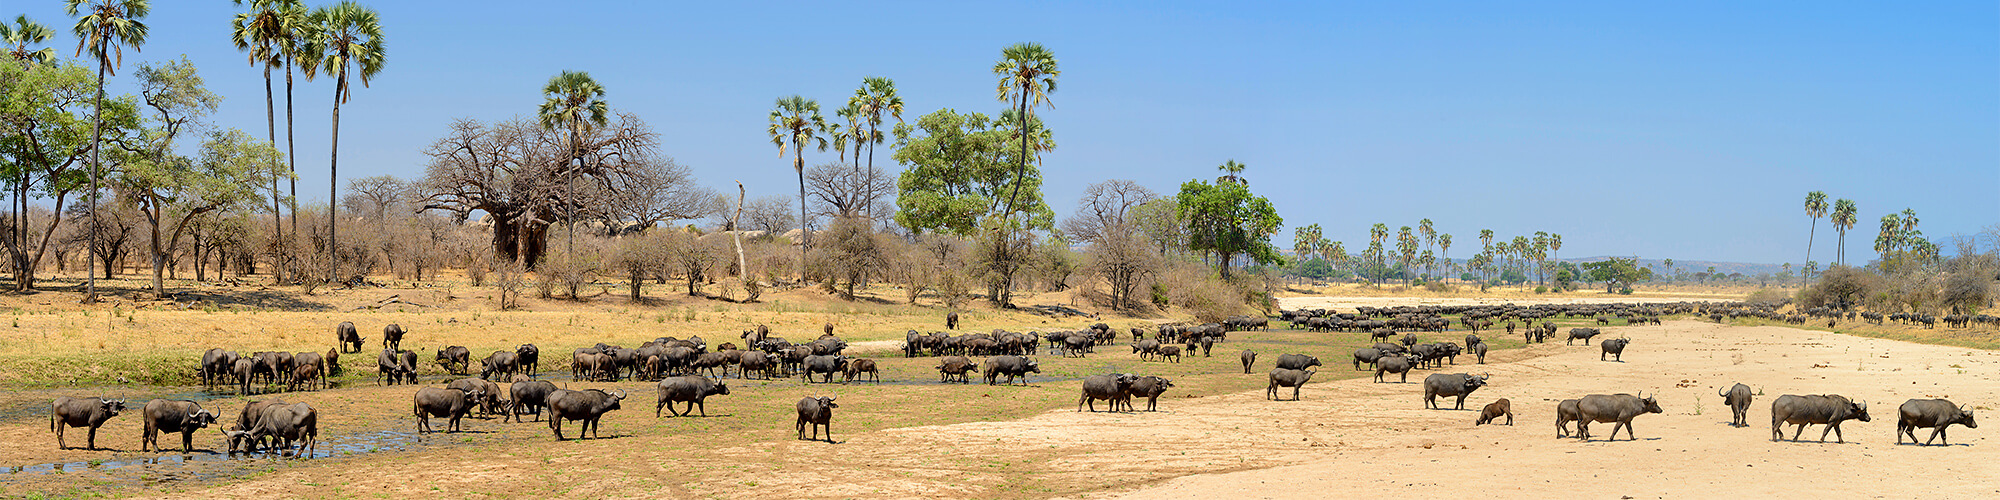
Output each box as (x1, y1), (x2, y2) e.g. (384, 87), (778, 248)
(982, 356), (1040, 386)
(1078, 374), (1138, 412)
(1156, 345), (1182, 363)
(738, 352), (775, 380)
(413, 387), (480, 434)
(51, 396), (125, 450)
(655, 376), (731, 417)
(1275, 353), (1322, 371)
(1472, 342), (1488, 364)
(225, 398), (286, 454)
(1476, 398), (1514, 426)
(1566, 328), (1601, 345)
(233, 358), (258, 395)
(480, 351), (520, 381)
(226, 402), (317, 457)
(447, 378), (505, 416)
(1719, 383), (1754, 427)
(1555, 399), (1582, 438)
(1574, 393), (1663, 441)
(946, 311), (960, 330)
(507, 380), (559, 423)
(546, 389), (626, 440)
(1422, 373), (1490, 410)
(1266, 368), (1316, 401)
(382, 324), (407, 352)
(515, 344), (540, 378)
(1771, 394), (1871, 443)
(937, 356), (978, 383)
(843, 358), (880, 384)
(1600, 338), (1630, 362)
(140, 399), (216, 452)
(435, 346), (472, 375)
(377, 349), (403, 386)
(796, 396), (839, 442)
(1374, 354), (1413, 383)
(336, 321), (364, 353)
(324, 348), (342, 377)
(1240, 350), (1257, 374)
(1126, 376), (1174, 412)
(1896, 399), (1977, 446)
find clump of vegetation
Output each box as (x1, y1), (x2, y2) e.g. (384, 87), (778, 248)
(1745, 288), (1790, 306)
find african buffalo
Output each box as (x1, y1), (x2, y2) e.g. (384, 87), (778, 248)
(201, 348), (238, 391)
(843, 358), (880, 384)
(546, 389), (626, 440)
(480, 350), (520, 381)
(248, 402), (318, 457)
(1566, 328), (1601, 345)
(1555, 398), (1581, 437)
(435, 346), (471, 375)
(937, 356), (978, 383)
(336, 321), (364, 353)
(507, 380), (558, 422)
(516, 344), (540, 378)
(1600, 338), (1630, 362)
(1275, 353), (1322, 371)
(1476, 398), (1514, 426)
(1078, 373), (1138, 412)
(1240, 350), (1257, 374)
(1771, 394), (1871, 443)
(414, 387), (480, 434)
(796, 396), (838, 442)
(802, 355), (850, 384)
(1896, 399), (1977, 446)
(1719, 383), (1754, 427)
(382, 323), (407, 352)
(1127, 376), (1174, 412)
(1573, 393), (1663, 441)
(51, 396), (125, 450)
(1374, 354), (1413, 383)
(448, 377), (505, 416)
(982, 356), (1040, 386)
(655, 376), (731, 417)
(1422, 373), (1489, 410)
(140, 399), (218, 453)
(1266, 368), (1316, 401)
(1352, 348), (1381, 371)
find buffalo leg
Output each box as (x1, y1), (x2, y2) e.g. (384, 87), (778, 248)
(1930, 428), (1947, 446)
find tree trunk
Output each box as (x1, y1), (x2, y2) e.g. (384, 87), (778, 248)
(795, 154), (807, 282)
(731, 181), (747, 277)
(265, 63), (284, 284)
(86, 40), (106, 302)
(285, 58), (298, 279)
(328, 73), (345, 282)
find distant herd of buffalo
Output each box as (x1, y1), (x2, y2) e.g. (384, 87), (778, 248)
(46, 300), (1980, 458)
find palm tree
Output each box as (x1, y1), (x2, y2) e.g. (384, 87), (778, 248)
(1549, 233), (1562, 270)
(852, 76), (902, 218)
(1438, 233), (1452, 284)
(1804, 191), (1826, 268)
(1898, 208), (1919, 239)
(1216, 159), (1247, 185)
(1368, 223), (1388, 284)
(1395, 226), (1415, 285)
(1830, 198), (1856, 266)
(1329, 241), (1347, 274)
(767, 95), (828, 279)
(306, 1), (384, 281)
(231, 0), (303, 283)
(3, 15), (57, 65)
(66, 0), (148, 301)
(537, 70), (608, 256)
(993, 42), (1058, 218)
(1874, 213), (1901, 262)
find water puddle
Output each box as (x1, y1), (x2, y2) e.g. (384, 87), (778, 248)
(0, 427), (428, 487)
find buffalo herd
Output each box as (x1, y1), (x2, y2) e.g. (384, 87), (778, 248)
(44, 300), (1986, 460)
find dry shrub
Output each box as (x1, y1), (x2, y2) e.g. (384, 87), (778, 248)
(1159, 262), (1242, 323)
(494, 262), (527, 310)
(1744, 288), (1789, 307)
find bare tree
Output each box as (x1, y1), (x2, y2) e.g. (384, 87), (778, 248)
(343, 175), (408, 221)
(1061, 180), (1156, 244)
(418, 113), (688, 268)
(741, 195), (796, 236)
(804, 161), (896, 221)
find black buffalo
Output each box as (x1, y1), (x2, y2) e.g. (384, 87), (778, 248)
(1266, 368), (1316, 401)
(50, 396), (125, 450)
(655, 376), (730, 417)
(796, 396), (839, 442)
(1719, 383), (1754, 427)
(982, 356), (1040, 386)
(1573, 393), (1663, 441)
(1422, 373), (1489, 410)
(336, 321), (364, 353)
(140, 399), (217, 452)
(1771, 394), (1870, 443)
(1896, 399), (1976, 446)
(546, 389), (626, 440)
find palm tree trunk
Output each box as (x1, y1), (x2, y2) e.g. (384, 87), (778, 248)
(265, 64), (284, 284)
(1805, 218), (1817, 268)
(285, 58), (299, 279)
(795, 152), (807, 281)
(86, 41), (106, 302)
(328, 74), (344, 282)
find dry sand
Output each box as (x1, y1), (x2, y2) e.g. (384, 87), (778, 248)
(1278, 296), (1714, 311)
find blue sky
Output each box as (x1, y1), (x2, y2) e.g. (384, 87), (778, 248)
(12, 1), (1996, 265)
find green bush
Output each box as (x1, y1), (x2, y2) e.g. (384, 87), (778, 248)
(1618, 287), (1634, 295)
(1534, 286), (1548, 294)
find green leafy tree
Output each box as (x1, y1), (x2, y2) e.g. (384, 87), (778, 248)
(1216, 159), (1246, 185)
(306, 0), (384, 280)
(67, 0), (149, 300)
(1177, 178), (1282, 278)
(1582, 257), (1651, 293)
(1395, 226), (1415, 285)
(1368, 223), (1389, 284)
(891, 109), (1053, 235)
(537, 70), (608, 256)
(2, 56), (139, 290)
(1417, 218), (1434, 277)
(768, 95), (828, 278)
